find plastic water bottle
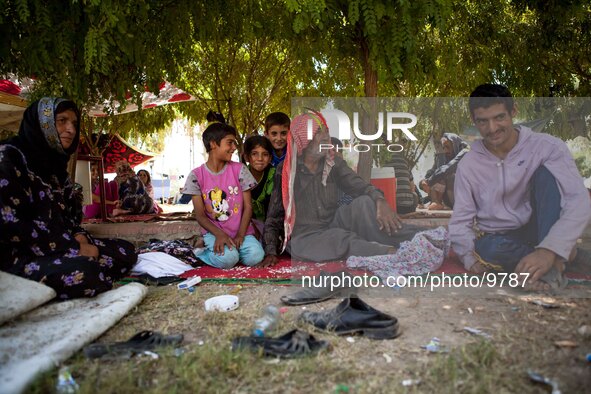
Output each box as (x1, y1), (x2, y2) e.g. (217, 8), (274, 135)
(56, 366), (79, 393)
(252, 305), (279, 337)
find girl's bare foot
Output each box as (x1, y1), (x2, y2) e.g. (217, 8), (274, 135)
(111, 208), (130, 217)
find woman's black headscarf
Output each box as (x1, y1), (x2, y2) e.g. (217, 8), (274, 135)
(3, 97), (80, 186)
(442, 132), (468, 160)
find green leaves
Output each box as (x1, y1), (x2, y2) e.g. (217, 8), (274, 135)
(1, 0), (589, 152)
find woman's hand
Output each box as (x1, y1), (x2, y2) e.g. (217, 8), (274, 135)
(75, 233), (99, 257)
(78, 243), (99, 258)
(419, 180), (430, 194)
(74, 233), (90, 244)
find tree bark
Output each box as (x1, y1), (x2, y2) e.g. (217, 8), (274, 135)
(358, 38), (378, 182)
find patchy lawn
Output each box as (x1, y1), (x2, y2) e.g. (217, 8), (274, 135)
(29, 282), (591, 393)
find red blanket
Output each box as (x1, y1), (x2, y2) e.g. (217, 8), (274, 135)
(179, 253), (591, 282)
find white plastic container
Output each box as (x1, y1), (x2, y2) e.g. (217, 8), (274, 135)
(204, 295), (239, 312)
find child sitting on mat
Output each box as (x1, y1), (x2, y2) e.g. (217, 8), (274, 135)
(183, 122), (265, 268)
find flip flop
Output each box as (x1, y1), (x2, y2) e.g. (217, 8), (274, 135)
(522, 266), (568, 292)
(231, 329), (329, 358)
(84, 330), (184, 359)
(539, 266), (568, 290)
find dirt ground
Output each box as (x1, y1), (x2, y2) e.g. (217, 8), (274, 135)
(60, 208), (591, 393)
(44, 280), (589, 393)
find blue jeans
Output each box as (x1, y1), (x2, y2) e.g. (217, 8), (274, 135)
(198, 233), (264, 269)
(474, 166), (561, 272)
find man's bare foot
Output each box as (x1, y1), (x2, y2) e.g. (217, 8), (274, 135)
(428, 202), (445, 210)
(468, 261), (490, 274)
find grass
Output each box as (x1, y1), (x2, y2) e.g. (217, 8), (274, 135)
(26, 284), (591, 393)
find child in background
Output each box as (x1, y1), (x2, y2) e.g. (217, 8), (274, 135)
(243, 135), (275, 236)
(137, 169), (163, 213)
(263, 112), (290, 167)
(183, 123), (264, 268)
(137, 170), (155, 199)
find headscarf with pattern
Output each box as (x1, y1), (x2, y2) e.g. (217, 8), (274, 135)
(3, 97), (80, 187)
(442, 132), (469, 161)
(114, 160), (137, 185)
(281, 110), (335, 250)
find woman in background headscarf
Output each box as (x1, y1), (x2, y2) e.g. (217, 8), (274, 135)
(0, 98), (137, 299)
(419, 132), (469, 210)
(111, 160), (155, 216)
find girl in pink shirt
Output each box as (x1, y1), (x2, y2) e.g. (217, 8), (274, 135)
(184, 122), (264, 268)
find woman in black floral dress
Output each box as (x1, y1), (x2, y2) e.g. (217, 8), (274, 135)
(0, 98), (137, 299)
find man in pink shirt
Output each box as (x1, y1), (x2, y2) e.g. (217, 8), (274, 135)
(449, 84), (591, 290)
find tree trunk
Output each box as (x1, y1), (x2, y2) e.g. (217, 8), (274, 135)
(358, 39), (377, 182)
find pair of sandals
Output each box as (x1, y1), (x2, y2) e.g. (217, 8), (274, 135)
(85, 329), (327, 359)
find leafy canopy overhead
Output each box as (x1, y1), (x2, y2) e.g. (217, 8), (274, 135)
(1, 0), (589, 158)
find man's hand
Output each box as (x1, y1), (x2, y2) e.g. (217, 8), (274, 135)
(376, 199), (402, 236)
(515, 248), (556, 284)
(213, 233), (236, 255)
(258, 255), (278, 268)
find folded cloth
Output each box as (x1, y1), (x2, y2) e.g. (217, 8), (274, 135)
(346, 226), (450, 283)
(131, 252), (193, 278)
(138, 239), (203, 266)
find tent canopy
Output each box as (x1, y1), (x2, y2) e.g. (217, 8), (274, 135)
(78, 133), (155, 173)
(0, 77), (197, 133)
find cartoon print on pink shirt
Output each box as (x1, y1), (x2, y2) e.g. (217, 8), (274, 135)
(207, 187), (231, 221)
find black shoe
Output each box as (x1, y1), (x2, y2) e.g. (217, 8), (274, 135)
(280, 270), (356, 306)
(231, 329), (329, 358)
(299, 295), (400, 340)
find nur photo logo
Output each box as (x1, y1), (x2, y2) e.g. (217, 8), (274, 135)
(306, 109), (418, 153)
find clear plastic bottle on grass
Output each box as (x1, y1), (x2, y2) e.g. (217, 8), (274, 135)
(56, 366), (79, 393)
(252, 305), (279, 337)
